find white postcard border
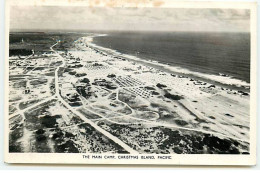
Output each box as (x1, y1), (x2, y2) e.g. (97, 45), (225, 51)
(4, 0), (258, 165)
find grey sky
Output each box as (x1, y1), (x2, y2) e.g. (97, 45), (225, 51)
(10, 6), (250, 32)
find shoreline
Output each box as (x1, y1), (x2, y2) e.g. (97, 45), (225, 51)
(85, 35), (250, 93)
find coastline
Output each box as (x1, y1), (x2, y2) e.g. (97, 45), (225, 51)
(88, 34), (250, 93)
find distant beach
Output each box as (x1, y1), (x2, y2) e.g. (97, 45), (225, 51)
(92, 31), (250, 90)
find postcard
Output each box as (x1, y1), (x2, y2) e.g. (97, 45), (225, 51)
(4, 0), (257, 165)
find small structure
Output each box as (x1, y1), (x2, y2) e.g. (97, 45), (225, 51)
(25, 87), (30, 94)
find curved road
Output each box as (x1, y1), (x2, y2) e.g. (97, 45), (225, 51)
(51, 41), (138, 154)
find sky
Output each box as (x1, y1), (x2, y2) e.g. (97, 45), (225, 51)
(10, 6), (250, 32)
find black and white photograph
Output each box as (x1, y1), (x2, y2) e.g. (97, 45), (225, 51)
(4, 0), (257, 165)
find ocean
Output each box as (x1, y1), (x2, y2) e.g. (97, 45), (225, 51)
(92, 31), (250, 84)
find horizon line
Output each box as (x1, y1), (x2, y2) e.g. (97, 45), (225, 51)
(9, 28), (250, 33)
